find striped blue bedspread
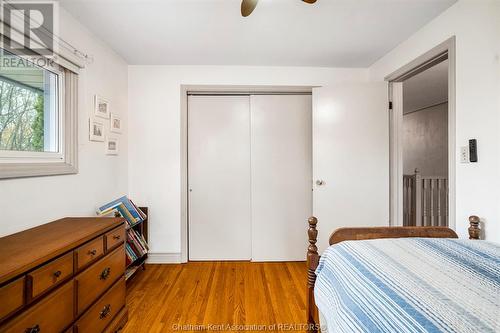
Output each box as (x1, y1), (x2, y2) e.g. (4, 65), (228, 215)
(314, 238), (500, 333)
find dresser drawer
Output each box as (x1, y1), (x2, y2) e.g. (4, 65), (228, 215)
(0, 281), (74, 333)
(75, 236), (104, 270)
(103, 307), (128, 333)
(76, 278), (125, 333)
(0, 276), (24, 321)
(105, 227), (125, 251)
(76, 245), (125, 314)
(28, 252), (73, 299)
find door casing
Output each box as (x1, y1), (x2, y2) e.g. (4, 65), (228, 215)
(386, 37), (456, 228)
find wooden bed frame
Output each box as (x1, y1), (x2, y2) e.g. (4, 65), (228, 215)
(306, 215), (481, 332)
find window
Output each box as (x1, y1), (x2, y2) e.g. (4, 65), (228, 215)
(0, 48), (78, 179)
(0, 49), (59, 153)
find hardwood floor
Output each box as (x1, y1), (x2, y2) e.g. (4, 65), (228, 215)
(123, 262), (308, 332)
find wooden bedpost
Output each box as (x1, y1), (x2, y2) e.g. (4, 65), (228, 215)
(468, 215), (480, 240)
(307, 216), (320, 332)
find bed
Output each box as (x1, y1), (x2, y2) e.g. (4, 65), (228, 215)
(306, 216), (500, 333)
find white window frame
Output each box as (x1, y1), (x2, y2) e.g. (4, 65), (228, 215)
(0, 52), (78, 179)
(0, 1), (82, 179)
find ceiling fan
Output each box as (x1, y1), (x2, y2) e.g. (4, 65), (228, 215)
(241, 0), (317, 17)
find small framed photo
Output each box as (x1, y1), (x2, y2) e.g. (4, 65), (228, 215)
(89, 119), (105, 142)
(105, 137), (119, 155)
(94, 95), (110, 119)
(110, 113), (122, 133)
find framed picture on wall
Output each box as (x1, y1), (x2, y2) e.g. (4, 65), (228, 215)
(110, 113), (122, 133)
(94, 95), (110, 119)
(105, 137), (119, 155)
(89, 119), (105, 142)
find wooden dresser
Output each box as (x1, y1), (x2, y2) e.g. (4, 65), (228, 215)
(0, 217), (127, 333)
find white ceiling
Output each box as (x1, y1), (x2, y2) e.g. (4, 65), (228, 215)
(59, 0), (456, 67)
(403, 59), (448, 113)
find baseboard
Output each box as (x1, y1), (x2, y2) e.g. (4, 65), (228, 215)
(146, 252), (182, 264)
(251, 258), (307, 262)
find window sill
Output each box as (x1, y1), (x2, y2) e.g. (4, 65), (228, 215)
(0, 160), (78, 179)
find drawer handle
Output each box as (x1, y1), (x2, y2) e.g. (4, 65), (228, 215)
(53, 270), (62, 278)
(25, 324), (40, 333)
(88, 249), (97, 256)
(100, 267), (111, 280)
(99, 304), (111, 319)
(113, 235), (121, 240)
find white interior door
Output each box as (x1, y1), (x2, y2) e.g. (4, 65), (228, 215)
(313, 83), (389, 253)
(188, 96), (251, 260)
(251, 95), (312, 261)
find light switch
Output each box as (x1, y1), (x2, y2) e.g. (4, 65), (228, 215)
(460, 146), (469, 163)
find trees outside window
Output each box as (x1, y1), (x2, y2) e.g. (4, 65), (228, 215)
(0, 80), (45, 152)
(0, 49), (59, 155)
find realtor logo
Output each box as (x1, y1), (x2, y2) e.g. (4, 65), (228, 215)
(1, 1), (56, 56)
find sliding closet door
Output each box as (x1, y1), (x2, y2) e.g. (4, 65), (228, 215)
(251, 95), (312, 261)
(188, 96), (251, 260)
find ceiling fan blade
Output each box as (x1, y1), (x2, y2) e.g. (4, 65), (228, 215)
(302, 0), (317, 3)
(241, 0), (258, 17)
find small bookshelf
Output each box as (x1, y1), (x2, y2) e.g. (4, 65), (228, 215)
(125, 206), (148, 283)
(97, 197), (149, 284)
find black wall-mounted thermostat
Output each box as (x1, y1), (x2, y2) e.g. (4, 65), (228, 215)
(469, 139), (478, 162)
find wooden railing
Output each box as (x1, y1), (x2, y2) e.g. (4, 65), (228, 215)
(403, 169), (448, 227)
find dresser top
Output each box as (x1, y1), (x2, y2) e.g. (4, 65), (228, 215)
(0, 217), (124, 285)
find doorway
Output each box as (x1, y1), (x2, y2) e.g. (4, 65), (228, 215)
(187, 91), (312, 261)
(402, 60), (449, 226)
(387, 37), (456, 228)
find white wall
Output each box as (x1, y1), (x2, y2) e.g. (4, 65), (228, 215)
(128, 66), (368, 256)
(403, 103), (448, 177)
(370, 0), (500, 241)
(0, 8), (129, 236)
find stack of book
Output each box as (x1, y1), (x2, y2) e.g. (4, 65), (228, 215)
(97, 196), (147, 228)
(125, 228), (148, 266)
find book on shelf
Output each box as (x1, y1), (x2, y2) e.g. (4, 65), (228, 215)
(97, 196), (147, 228)
(127, 229), (148, 259)
(128, 228), (149, 251)
(125, 243), (138, 266)
(125, 266), (139, 280)
(130, 199), (147, 220)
